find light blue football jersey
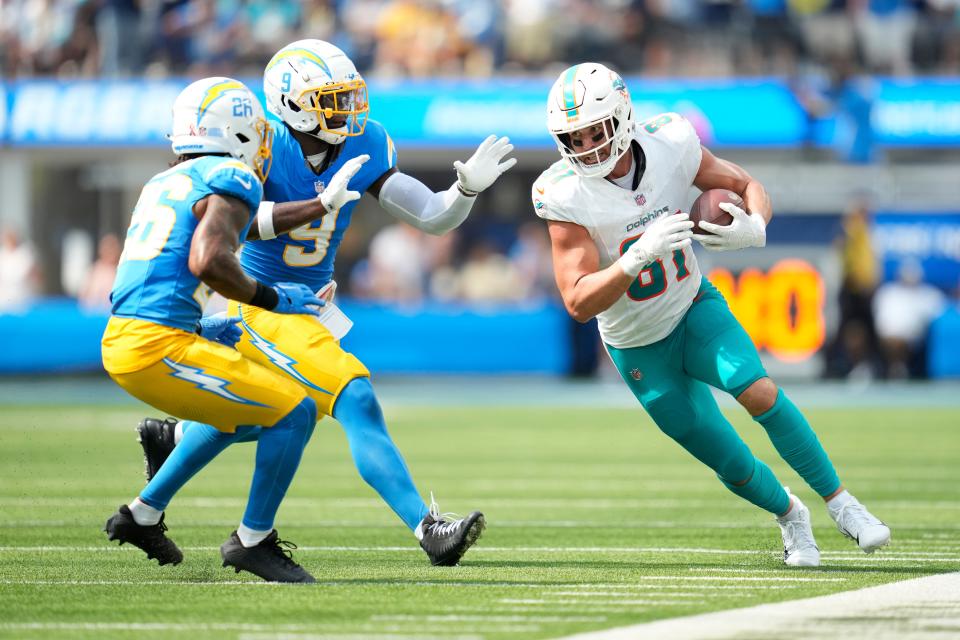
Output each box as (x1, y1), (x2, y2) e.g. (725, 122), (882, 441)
(240, 116), (397, 291)
(110, 156), (263, 332)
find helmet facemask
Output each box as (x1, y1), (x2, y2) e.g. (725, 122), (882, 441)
(553, 113), (631, 178)
(241, 117), (274, 182)
(289, 79), (368, 143)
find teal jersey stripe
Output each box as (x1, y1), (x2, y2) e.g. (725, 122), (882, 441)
(561, 65), (580, 113)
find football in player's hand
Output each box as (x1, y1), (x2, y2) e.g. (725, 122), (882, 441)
(689, 189), (741, 234)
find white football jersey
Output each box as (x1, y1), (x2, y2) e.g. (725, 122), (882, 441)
(533, 112), (703, 348)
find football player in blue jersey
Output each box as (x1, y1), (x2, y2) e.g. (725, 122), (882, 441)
(103, 77), (334, 583)
(135, 40), (516, 566)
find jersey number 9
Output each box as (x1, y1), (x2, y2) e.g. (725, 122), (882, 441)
(282, 212), (339, 268)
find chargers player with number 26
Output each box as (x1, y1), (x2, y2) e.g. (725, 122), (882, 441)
(103, 77), (327, 583)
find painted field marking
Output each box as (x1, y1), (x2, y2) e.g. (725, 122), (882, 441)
(0, 627), (484, 640)
(4, 544), (955, 568)
(371, 614), (607, 622)
(501, 598), (692, 606)
(556, 571), (960, 640)
(544, 591), (707, 598)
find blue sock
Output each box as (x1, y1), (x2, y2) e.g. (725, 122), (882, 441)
(241, 397), (318, 531)
(333, 378), (429, 531)
(755, 390), (841, 498)
(719, 457), (790, 515)
(140, 423), (257, 510)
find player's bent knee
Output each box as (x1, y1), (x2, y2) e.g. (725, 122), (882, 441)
(737, 378), (778, 416)
(333, 376), (381, 421)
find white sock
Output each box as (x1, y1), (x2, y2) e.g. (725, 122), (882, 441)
(174, 421), (184, 445)
(128, 497), (162, 526)
(826, 489), (853, 512)
(778, 497), (802, 523)
(237, 523), (271, 548)
(414, 517), (427, 541)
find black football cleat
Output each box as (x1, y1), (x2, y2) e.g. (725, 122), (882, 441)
(104, 504), (183, 565)
(137, 417), (177, 482)
(419, 510), (486, 566)
(220, 530), (315, 583)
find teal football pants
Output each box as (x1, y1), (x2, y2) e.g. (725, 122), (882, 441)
(607, 278), (840, 515)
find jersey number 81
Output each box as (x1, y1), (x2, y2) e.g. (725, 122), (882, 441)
(619, 235), (690, 301)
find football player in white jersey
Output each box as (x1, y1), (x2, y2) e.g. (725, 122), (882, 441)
(533, 63), (890, 567)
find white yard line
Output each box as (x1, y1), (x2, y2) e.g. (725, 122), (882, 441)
(557, 571), (960, 640)
(3, 544), (954, 565)
(501, 598), (692, 606)
(371, 615), (606, 622)
(0, 628), (483, 640)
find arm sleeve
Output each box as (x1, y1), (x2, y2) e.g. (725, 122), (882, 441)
(377, 172), (476, 235)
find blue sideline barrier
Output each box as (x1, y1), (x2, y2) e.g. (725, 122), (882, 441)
(0, 298), (572, 375)
(928, 306), (960, 379)
(5, 77), (960, 149)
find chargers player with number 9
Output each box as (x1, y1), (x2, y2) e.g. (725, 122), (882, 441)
(533, 63), (890, 566)
(135, 40), (515, 567)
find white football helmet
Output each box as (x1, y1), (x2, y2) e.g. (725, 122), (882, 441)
(263, 39), (369, 145)
(546, 63), (635, 178)
(170, 77), (273, 181)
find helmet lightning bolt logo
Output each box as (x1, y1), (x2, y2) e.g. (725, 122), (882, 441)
(239, 312), (332, 395)
(266, 49), (332, 77)
(164, 358), (268, 406)
(196, 80), (245, 124)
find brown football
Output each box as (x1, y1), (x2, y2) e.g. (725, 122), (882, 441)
(689, 189), (741, 234)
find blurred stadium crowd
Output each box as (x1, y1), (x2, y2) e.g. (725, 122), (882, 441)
(2, 0), (959, 80)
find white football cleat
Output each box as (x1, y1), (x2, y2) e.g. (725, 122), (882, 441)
(829, 494), (891, 553)
(777, 489), (820, 567)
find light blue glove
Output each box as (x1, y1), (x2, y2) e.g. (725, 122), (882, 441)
(197, 312), (242, 348)
(273, 282), (325, 316)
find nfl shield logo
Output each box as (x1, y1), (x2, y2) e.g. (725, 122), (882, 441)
(635, 194), (646, 207)
(314, 180), (325, 195)
(630, 368), (643, 381)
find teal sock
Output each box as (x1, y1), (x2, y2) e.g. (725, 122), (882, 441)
(754, 389), (841, 497)
(720, 457), (790, 515)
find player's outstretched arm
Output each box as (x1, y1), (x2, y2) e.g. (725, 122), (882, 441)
(190, 194), (324, 315)
(247, 155), (370, 240)
(692, 146), (770, 251)
(373, 135), (516, 235)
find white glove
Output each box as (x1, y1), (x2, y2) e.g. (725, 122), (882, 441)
(693, 202), (767, 252)
(453, 135), (517, 196)
(320, 154), (369, 214)
(617, 211), (694, 277)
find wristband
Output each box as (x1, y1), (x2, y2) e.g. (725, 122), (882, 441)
(249, 282), (279, 310)
(456, 182), (478, 198)
(616, 249), (647, 278)
(257, 201), (277, 240)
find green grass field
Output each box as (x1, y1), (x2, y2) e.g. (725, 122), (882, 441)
(1, 401), (958, 639)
